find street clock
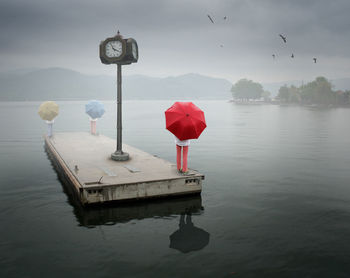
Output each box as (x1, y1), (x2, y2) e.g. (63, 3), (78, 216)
(99, 31), (138, 65)
(99, 30), (138, 161)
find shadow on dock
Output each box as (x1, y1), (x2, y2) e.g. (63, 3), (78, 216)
(45, 145), (204, 228)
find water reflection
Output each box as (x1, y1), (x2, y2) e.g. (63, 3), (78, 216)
(169, 213), (210, 253)
(72, 196), (203, 228)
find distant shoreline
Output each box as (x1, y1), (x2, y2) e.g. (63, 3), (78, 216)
(230, 99), (350, 108)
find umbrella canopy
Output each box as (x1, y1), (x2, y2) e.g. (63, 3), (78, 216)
(38, 101), (59, 121)
(165, 102), (206, 140)
(85, 100), (105, 119)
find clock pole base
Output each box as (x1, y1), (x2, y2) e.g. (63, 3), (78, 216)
(111, 151), (129, 161)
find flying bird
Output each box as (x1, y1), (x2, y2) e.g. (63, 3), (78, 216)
(291, 54), (294, 58)
(279, 34), (287, 43)
(272, 54), (276, 59)
(207, 14), (214, 24)
(313, 58), (317, 63)
(223, 16), (227, 20)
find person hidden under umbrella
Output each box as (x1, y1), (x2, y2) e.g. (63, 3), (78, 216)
(169, 213), (210, 253)
(165, 102), (206, 174)
(85, 100), (105, 135)
(38, 101), (59, 137)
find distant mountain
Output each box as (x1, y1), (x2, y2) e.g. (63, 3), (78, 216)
(0, 68), (232, 101)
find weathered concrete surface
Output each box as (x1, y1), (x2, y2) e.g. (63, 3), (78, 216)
(45, 132), (204, 205)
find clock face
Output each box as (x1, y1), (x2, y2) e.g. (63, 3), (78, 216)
(105, 41), (122, 58)
(132, 42), (138, 59)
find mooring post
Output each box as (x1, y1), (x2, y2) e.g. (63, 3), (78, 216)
(111, 64), (129, 161)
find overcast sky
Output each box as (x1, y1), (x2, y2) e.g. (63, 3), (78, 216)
(1, 0), (350, 83)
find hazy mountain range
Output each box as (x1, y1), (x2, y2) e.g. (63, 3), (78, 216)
(0, 68), (232, 101)
(0, 67), (349, 101)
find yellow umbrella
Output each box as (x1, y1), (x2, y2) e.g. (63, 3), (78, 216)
(38, 101), (59, 121)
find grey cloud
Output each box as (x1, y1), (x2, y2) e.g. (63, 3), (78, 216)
(1, 0), (350, 81)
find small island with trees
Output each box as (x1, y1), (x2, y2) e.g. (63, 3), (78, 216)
(231, 77), (350, 107)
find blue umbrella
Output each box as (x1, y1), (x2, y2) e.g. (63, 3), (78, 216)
(85, 100), (105, 119)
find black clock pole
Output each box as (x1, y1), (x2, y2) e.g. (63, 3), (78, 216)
(100, 30), (138, 161)
(111, 64), (129, 161)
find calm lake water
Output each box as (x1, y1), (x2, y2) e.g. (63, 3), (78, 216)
(1, 100), (350, 278)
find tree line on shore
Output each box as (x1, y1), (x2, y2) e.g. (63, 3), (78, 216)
(231, 77), (350, 106)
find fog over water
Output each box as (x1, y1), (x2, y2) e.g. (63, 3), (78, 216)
(1, 0), (350, 276)
(1, 100), (350, 277)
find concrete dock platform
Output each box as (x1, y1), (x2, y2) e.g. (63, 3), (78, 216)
(45, 132), (204, 205)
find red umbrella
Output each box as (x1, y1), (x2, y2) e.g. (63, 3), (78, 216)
(165, 102), (206, 140)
